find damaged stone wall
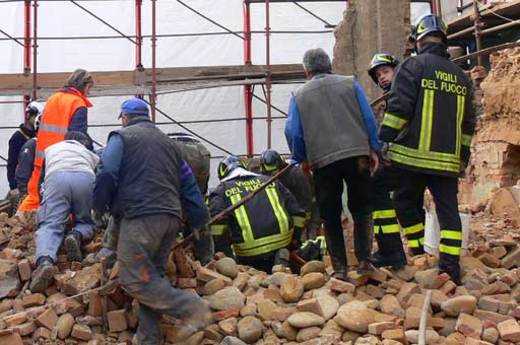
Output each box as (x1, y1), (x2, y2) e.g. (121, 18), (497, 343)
(332, 0), (411, 99)
(461, 47), (520, 208)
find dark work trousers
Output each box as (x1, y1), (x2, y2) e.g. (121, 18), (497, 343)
(117, 214), (209, 345)
(313, 156), (372, 273)
(393, 168), (462, 269)
(371, 166), (406, 256)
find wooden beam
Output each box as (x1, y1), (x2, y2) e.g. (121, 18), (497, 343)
(0, 63), (305, 96)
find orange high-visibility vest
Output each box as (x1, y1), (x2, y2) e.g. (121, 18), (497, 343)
(18, 89), (92, 212)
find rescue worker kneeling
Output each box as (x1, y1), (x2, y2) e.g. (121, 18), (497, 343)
(209, 156), (305, 273)
(30, 131), (98, 292)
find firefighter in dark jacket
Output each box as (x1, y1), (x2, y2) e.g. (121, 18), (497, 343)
(209, 156), (306, 273)
(367, 53), (407, 270)
(379, 15), (476, 283)
(6, 102), (42, 210)
(259, 149), (321, 241)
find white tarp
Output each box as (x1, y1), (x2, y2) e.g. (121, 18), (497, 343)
(0, 1), (429, 195)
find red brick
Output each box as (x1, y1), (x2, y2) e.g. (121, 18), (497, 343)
(456, 313), (483, 338)
(17, 259), (31, 282)
(71, 324), (93, 341)
(33, 327), (51, 340)
(21, 293), (46, 308)
(177, 277), (197, 289)
(213, 308), (240, 321)
(0, 333), (23, 345)
(4, 311), (27, 327)
(13, 321), (36, 336)
(87, 291), (102, 317)
(368, 322), (396, 335)
(497, 319), (520, 342)
(35, 308), (58, 330)
(329, 278), (355, 294)
(107, 309), (128, 333)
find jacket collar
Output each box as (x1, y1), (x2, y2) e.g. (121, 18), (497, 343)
(311, 72), (331, 80)
(19, 124), (35, 138)
(61, 87), (93, 108)
(126, 116), (152, 127)
(417, 42), (450, 58)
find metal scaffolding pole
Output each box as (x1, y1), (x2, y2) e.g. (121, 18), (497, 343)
(135, 0), (142, 69)
(265, 0), (273, 149)
(150, 0), (157, 122)
(24, 0), (32, 110)
(243, 0), (254, 156)
(473, 0), (483, 66)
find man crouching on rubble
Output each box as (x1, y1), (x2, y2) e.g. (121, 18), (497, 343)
(30, 131), (98, 292)
(93, 98), (212, 344)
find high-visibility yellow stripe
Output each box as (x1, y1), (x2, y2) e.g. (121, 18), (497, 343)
(381, 224), (401, 234)
(389, 148), (460, 173)
(233, 231), (293, 256)
(230, 194), (254, 244)
(455, 95), (465, 156)
(419, 89), (434, 151)
(211, 224), (228, 236)
(374, 225), (381, 235)
(439, 244), (461, 256)
(390, 144), (460, 163)
(293, 216), (306, 228)
(373, 209), (397, 219)
(265, 187), (290, 235)
(404, 223), (424, 235)
(408, 239), (421, 248)
(440, 230), (462, 240)
(461, 134), (472, 147)
(382, 113), (408, 130)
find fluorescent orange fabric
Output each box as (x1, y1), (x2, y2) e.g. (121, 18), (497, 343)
(18, 89), (92, 212)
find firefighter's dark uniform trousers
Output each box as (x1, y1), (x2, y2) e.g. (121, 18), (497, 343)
(371, 166), (405, 256)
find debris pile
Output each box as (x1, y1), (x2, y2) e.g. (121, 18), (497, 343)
(460, 47), (520, 209)
(1, 211), (520, 345)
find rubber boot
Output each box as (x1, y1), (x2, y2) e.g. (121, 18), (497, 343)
(324, 233), (347, 281)
(64, 230), (83, 262)
(439, 253), (461, 285)
(29, 257), (58, 293)
(371, 248), (407, 270)
(274, 248), (290, 268)
(352, 213), (375, 275)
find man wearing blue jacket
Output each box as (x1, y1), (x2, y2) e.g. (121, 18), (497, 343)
(285, 48), (380, 281)
(93, 98), (212, 344)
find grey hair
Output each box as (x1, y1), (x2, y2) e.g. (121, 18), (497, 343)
(303, 48), (332, 74)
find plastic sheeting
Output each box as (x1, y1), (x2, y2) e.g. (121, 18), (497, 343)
(0, 1), (345, 195)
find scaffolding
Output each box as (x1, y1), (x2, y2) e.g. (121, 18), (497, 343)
(0, 0), (519, 169)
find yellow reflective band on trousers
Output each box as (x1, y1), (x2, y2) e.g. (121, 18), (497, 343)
(381, 224), (401, 234)
(373, 209), (397, 219)
(408, 239), (421, 248)
(229, 188), (293, 257)
(382, 113), (408, 130)
(456, 95), (465, 157)
(439, 244), (461, 256)
(419, 89), (435, 151)
(403, 223), (424, 235)
(440, 230), (462, 240)
(211, 224), (228, 236)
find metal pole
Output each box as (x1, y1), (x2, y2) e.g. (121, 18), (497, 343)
(265, 0), (273, 149)
(23, 0), (31, 111)
(151, 0), (157, 122)
(243, 1), (254, 156)
(135, 0), (142, 69)
(473, 0), (483, 66)
(32, 0), (38, 101)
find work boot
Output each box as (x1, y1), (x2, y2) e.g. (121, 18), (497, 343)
(29, 257), (58, 293)
(65, 230), (83, 262)
(410, 246), (426, 257)
(357, 260), (376, 275)
(370, 248), (407, 270)
(439, 255), (461, 285)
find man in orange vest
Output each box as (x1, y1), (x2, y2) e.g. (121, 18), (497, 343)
(17, 69), (94, 216)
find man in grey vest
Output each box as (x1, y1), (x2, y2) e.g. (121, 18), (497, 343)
(93, 98), (212, 343)
(285, 48), (381, 281)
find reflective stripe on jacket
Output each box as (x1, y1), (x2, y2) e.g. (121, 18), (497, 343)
(18, 89), (91, 211)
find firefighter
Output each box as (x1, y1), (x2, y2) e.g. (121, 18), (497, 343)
(379, 14), (476, 283)
(209, 156), (306, 273)
(259, 149), (321, 241)
(367, 53), (408, 270)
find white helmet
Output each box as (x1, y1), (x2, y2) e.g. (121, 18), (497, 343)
(34, 114), (42, 131)
(25, 101), (44, 117)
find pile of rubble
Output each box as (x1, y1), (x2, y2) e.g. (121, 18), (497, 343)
(2, 212), (520, 345)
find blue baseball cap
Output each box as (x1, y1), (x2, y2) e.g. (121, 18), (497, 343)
(119, 98), (149, 118)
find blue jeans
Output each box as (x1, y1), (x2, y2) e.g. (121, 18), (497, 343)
(36, 171), (95, 262)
